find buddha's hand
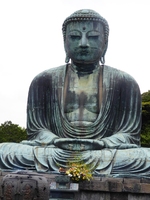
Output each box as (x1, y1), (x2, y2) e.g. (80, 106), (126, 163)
(103, 141), (139, 149)
(117, 143), (138, 149)
(54, 138), (105, 151)
(20, 140), (41, 146)
(21, 130), (58, 146)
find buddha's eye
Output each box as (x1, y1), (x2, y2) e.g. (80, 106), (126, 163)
(88, 35), (99, 40)
(68, 31), (81, 40)
(69, 35), (81, 40)
(87, 31), (100, 40)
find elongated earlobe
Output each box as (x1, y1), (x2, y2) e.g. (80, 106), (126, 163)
(100, 56), (105, 65)
(100, 42), (108, 65)
(65, 54), (70, 63)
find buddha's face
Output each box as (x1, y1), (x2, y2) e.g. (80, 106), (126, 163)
(65, 21), (106, 64)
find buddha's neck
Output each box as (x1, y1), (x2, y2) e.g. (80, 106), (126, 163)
(71, 62), (99, 76)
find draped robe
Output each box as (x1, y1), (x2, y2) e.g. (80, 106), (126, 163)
(1, 64), (150, 177)
(27, 64), (141, 146)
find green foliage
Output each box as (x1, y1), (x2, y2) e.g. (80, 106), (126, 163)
(142, 102), (150, 123)
(0, 121), (27, 143)
(141, 91), (150, 147)
(141, 90), (150, 102)
(141, 125), (150, 147)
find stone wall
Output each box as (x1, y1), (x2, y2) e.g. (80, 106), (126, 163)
(0, 171), (150, 200)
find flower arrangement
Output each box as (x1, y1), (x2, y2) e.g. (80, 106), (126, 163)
(59, 154), (94, 182)
(65, 161), (93, 182)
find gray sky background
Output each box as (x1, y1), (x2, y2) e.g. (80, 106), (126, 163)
(0, 0), (150, 128)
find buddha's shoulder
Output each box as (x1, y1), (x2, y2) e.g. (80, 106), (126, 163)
(32, 65), (66, 81)
(104, 65), (137, 82)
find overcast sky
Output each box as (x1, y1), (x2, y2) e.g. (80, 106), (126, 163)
(0, 0), (150, 128)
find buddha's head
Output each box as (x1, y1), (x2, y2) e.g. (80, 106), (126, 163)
(62, 9), (109, 65)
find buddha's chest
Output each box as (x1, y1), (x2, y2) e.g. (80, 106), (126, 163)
(64, 68), (99, 115)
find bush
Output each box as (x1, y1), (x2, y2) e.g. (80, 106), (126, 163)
(0, 121), (27, 143)
(141, 91), (150, 147)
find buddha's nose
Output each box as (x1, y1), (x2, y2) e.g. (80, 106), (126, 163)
(79, 35), (89, 47)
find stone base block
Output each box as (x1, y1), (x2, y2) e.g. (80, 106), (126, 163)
(0, 171), (150, 199)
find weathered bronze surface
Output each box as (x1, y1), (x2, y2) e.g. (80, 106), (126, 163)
(0, 9), (150, 177)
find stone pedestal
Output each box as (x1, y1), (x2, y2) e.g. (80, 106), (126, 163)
(0, 171), (150, 199)
(0, 171), (49, 200)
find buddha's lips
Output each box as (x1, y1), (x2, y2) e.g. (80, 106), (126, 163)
(74, 47), (98, 54)
(74, 49), (90, 55)
(79, 50), (89, 55)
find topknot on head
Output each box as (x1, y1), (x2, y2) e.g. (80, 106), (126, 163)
(62, 9), (109, 43)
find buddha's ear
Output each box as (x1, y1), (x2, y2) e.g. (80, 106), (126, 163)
(64, 41), (67, 53)
(100, 41), (108, 65)
(64, 41), (70, 63)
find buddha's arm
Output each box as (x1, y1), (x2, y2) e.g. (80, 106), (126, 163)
(101, 135), (139, 149)
(22, 71), (60, 146)
(21, 129), (59, 146)
(100, 73), (141, 149)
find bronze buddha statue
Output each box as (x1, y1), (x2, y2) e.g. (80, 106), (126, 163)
(0, 9), (150, 177)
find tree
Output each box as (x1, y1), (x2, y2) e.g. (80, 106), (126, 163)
(0, 121), (27, 143)
(141, 91), (150, 147)
(141, 90), (150, 102)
